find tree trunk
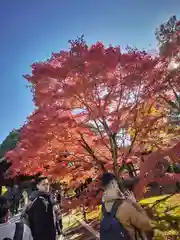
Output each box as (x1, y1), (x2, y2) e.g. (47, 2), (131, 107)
(127, 162), (137, 177)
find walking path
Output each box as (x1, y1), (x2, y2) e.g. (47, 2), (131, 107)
(10, 212), (99, 240)
(9, 214), (65, 239)
(8, 213), (21, 223)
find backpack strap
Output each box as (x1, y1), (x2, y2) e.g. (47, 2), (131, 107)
(39, 196), (48, 212)
(28, 196), (47, 210)
(13, 222), (24, 240)
(111, 199), (124, 217)
(21, 197), (37, 216)
(101, 202), (107, 215)
(102, 199), (123, 217)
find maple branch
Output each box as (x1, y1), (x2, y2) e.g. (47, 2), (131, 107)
(78, 132), (106, 172)
(94, 83), (102, 109)
(93, 119), (111, 151)
(128, 130), (138, 157)
(117, 130), (138, 178)
(159, 94), (180, 112)
(103, 89), (113, 111)
(113, 86), (124, 128)
(74, 93), (111, 153)
(102, 119), (119, 175)
(125, 82), (142, 151)
(120, 93), (141, 177)
(150, 193), (175, 209)
(97, 151), (110, 162)
(168, 80), (179, 104)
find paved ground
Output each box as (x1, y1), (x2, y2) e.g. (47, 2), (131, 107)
(9, 213), (21, 223)
(9, 214), (65, 239)
(10, 213), (98, 240)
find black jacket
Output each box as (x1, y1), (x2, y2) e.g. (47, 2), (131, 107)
(28, 191), (56, 240)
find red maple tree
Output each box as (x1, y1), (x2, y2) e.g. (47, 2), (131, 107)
(6, 35), (180, 206)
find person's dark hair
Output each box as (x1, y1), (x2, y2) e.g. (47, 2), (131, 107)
(0, 196), (9, 222)
(36, 176), (48, 185)
(101, 172), (116, 187)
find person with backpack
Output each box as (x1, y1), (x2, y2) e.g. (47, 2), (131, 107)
(22, 177), (56, 240)
(100, 173), (152, 240)
(0, 196), (33, 240)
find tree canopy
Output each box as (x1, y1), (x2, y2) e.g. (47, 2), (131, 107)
(6, 17), (180, 205)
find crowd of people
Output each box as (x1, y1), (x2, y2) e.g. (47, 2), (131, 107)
(0, 173), (155, 240)
(0, 177), (63, 240)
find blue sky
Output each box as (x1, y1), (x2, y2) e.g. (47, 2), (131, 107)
(0, 0), (180, 143)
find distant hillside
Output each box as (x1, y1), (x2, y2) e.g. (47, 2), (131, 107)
(0, 129), (20, 159)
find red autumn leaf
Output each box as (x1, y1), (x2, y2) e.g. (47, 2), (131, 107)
(5, 32), (180, 208)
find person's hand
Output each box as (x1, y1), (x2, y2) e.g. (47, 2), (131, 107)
(124, 190), (137, 202)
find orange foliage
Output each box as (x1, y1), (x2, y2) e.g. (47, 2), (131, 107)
(5, 35), (180, 206)
(134, 148), (180, 199)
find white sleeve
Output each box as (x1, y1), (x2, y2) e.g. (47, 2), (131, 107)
(23, 224), (33, 240)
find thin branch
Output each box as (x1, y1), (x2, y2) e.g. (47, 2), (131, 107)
(78, 132), (106, 172)
(168, 80), (179, 104)
(93, 119), (111, 151)
(160, 94), (180, 112)
(165, 205), (179, 214)
(150, 193), (175, 209)
(102, 119), (117, 161)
